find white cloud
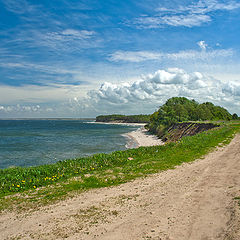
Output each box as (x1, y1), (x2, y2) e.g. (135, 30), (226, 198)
(3, 0), (38, 14)
(134, 14), (210, 28)
(3, 27), (98, 54)
(183, 0), (240, 13)
(109, 48), (233, 62)
(82, 68), (240, 115)
(222, 81), (240, 96)
(37, 29), (96, 51)
(0, 83), (95, 117)
(0, 105), (13, 112)
(0, 104), (40, 113)
(109, 51), (163, 62)
(0, 62), (79, 75)
(133, 0), (240, 28)
(47, 29), (95, 41)
(161, 14), (211, 27)
(0, 61), (94, 86)
(197, 40), (208, 50)
(1, 68), (240, 117)
(0, 84), (91, 105)
(86, 68), (221, 106)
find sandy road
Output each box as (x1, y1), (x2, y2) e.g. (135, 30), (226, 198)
(1, 135), (240, 240)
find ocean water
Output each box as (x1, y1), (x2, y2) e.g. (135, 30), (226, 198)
(0, 119), (139, 169)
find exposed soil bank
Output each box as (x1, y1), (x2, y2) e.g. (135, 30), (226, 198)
(125, 122), (219, 148)
(163, 122), (219, 142)
(1, 134), (240, 240)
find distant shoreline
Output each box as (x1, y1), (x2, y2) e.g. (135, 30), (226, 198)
(91, 121), (147, 126)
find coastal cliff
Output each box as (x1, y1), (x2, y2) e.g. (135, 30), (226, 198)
(162, 122), (219, 142)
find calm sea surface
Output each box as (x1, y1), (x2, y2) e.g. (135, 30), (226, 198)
(0, 119), (139, 169)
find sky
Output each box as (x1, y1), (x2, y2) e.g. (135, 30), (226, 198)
(0, 0), (240, 118)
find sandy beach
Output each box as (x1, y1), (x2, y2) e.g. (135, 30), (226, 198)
(92, 121), (164, 148)
(125, 127), (164, 147)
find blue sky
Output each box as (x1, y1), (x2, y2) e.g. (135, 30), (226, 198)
(1, 0), (240, 117)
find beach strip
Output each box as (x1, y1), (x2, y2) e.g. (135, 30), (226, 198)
(125, 127), (164, 148)
(92, 121), (163, 148)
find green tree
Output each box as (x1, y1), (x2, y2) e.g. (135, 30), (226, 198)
(147, 97), (232, 137)
(232, 113), (239, 120)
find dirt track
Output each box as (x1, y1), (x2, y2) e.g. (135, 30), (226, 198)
(1, 135), (240, 240)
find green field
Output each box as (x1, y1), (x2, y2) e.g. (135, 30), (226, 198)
(1, 121), (240, 212)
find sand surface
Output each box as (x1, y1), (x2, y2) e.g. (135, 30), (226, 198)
(126, 127), (164, 147)
(92, 121), (163, 147)
(1, 135), (240, 240)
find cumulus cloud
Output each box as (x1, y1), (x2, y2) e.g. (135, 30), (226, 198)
(222, 81), (240, 96)
(73, 67), (240, 116)
(85, 68), (223, 110)
(133, 0), (240, 28)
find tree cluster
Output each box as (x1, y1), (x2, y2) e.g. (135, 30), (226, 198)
(96, 114), (150, 123)
(148, 97), (237, 137)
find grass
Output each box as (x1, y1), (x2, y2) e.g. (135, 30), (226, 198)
(234, 197), (240, 208)
(1, 121), (240, 212)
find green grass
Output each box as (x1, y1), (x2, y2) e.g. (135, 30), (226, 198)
(1, 121), (240, 212)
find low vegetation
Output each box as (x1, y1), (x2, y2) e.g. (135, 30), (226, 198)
(234, 197), (240, 208)
(96, 114), (150, 123)
(1, 122), (240, 211)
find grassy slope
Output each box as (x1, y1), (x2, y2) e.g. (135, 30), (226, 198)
(1, 122), (240, 212)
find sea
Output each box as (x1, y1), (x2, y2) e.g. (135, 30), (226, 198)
(0, 119), (140, 169)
